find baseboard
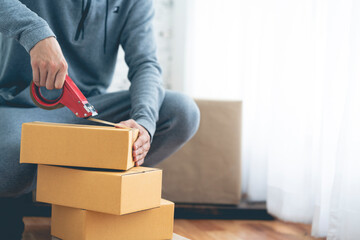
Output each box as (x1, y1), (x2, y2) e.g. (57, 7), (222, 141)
(174, 201), (274, 220)
(25, 201), (273, 220)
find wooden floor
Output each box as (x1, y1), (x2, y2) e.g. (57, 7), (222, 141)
(23, 217), (325, 240)
(174, 219), (325, 240)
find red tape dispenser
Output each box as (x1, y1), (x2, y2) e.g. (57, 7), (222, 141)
(30, 75), (133, 129)
(30, 75), (98, 118)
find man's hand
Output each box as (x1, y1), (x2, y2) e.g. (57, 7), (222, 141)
(118, 119), (151, 166)
(30, 37), (68, 90)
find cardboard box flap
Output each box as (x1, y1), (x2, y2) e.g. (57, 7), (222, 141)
(56, 166), (161, 177)
(120, 166), (161, 176)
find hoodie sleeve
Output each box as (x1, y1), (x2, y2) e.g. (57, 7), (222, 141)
(0, 0), (55, 52)
(120, 0), (165, 140)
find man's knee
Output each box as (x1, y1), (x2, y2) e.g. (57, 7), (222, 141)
(0, 163), (37, 198)
(162, 91), (200, 143)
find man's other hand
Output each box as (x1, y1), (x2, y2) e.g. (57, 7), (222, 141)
(30, 37), (68, 90)
(118, 119), (151, 166)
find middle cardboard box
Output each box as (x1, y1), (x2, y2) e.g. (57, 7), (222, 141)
(36, 165), (162, 215)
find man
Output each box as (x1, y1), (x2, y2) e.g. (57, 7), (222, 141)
(0, 0), (200, 238)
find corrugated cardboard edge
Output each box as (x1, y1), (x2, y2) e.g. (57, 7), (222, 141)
(19, 123), (26, 164)
(127, 128), (139, 169)
(119, 168), (162, 215)
(51, 205), (87, 240)
(164, 199), (175, 239)
(118, 167), (162, 215)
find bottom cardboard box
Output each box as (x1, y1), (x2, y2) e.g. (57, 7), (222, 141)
(51, 199), (174, 240)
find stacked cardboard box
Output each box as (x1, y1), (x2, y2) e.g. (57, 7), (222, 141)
(20, 122), (177, 240)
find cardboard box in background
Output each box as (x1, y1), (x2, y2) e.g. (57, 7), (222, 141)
(158, 100), (242, 205)
(20, 122), (138, 170)
(51, 199), (174, 240)
(37, 165), (162, 215)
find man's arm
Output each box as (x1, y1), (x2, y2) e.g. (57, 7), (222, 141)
(0, 0), (68, 89)
(119, 0), (165, 165)
(0, 0), (54, 52)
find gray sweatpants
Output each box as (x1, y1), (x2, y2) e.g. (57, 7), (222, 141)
(0, 90), (200, 198)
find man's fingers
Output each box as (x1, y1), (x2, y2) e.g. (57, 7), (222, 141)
(143, 141), (150, 151)
(39, 62), (48, 87)
(134, 134), (149, 150)
(133, 142), (150, 156)
(29, 37), (68, 90)
(133, 148), (148, 159)
(118, 119), (151, 165)
(135, 159), (145, 167)
(54, 67), (67, 89)
(133, 147), (144, 157)
(133, 142), (150, 162)
(119, 120), (137, 129)
(32, 65), (40, 86)
(133, 146), (148, 158)
(133, 137), (143, 150)
(46, 66), (57, 90)
(136, 159), (144, 167)
(134, 151), (146, 162)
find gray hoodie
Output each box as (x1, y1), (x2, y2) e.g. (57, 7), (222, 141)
(0, 0), (165, 137)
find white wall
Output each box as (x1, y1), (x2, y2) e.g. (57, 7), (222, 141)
(108, 0), (174, 92)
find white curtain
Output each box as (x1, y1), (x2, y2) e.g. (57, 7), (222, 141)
(179, 0), (360, 238)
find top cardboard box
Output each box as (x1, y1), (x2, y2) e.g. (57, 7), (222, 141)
(20, 122), (139, 170)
